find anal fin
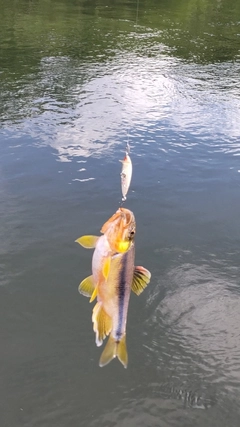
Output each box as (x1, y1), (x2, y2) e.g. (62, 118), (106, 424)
(92, 302), (112, 347)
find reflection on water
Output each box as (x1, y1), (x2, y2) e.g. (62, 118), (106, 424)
(1, 0), (240, 426)
(1, 0), (240, 165)
(2, 54), (240, 163)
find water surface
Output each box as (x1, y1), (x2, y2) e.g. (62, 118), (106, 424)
(1, 0), (240, 426)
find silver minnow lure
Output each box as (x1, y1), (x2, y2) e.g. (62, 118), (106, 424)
(120, 143), (132, 201)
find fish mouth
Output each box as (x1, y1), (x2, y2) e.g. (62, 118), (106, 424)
(101, 208), (136, 253)
(101, 208), (135, 233)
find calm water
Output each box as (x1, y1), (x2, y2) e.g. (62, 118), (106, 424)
(1, 0), (240, 426)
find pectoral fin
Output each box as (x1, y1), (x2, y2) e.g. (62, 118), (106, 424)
(75, 235), (99, 249)
(103, 257), (111, 280)
(92, 302), (112, 347)
(131, 266), (151, 296)
(78, 275), (95, 298)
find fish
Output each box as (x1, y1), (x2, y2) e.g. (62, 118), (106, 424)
(95, 243), (151, 368)
(75, 208), (136, 303)
(76, 208), (151, 368)
(120, 151), (132, 202)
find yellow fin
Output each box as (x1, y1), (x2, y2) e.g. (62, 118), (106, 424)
(99, 335), (117, 367)
(75, 235), (99, 249)
(131, 266), (151, 296)
(89, 286), (98, 303)
(78, 275), (95, 297)
(116, 334), (128, 368)
(92, 302), (112, 347)
(103, 257), (111, 279)
(99, 334), (128, 368)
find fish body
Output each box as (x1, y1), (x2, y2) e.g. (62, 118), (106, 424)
(76, 208), (151, 368)
(98, 246), (135, 334)
(93, 242), (151, 368)
(120, 153), (132, 201)
(93, 244), (135, 368)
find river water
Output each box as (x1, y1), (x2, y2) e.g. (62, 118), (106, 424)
(1, 0), (240, 426)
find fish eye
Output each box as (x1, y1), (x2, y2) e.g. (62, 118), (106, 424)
(129, 230), (135, 239)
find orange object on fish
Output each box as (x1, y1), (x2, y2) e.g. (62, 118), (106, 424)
(76, 208), (151, 368)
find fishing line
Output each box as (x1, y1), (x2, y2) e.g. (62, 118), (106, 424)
(126, 130), (130, 154)
(136, 0), (139, 25)
(119, 1), (139, 203)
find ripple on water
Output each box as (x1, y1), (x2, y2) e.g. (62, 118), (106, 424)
(145, 259), (240, 403)
(1, 52), (240, 163)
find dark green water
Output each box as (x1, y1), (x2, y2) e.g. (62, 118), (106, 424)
(1, 0), (240, 426)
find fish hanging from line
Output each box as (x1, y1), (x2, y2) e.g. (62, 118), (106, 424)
(76, 208), (151, 368)
(120, 143), (132, 202)
(75, 207), (135, 303)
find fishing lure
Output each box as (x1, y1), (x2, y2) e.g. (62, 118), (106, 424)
(120, 143), (132, 202)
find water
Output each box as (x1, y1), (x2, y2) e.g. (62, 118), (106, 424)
(1, 0), (240, 425)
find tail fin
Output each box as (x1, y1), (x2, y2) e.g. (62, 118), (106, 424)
(99, 334), (128, 368)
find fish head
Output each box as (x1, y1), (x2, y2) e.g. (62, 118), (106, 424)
(100, 208), (136, 253)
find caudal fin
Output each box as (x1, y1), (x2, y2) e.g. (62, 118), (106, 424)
(99, 334), (128, 368)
